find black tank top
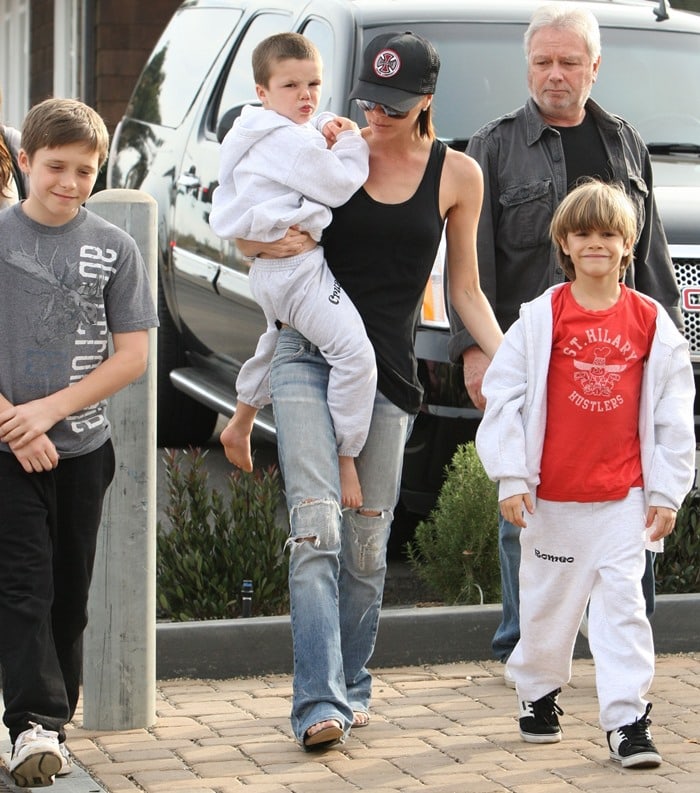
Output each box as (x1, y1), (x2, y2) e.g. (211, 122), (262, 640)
(322, 139), (446, 414)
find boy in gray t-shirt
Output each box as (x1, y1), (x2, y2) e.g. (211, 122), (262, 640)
(0, 98), (158, 788)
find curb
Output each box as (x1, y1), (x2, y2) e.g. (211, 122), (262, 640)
(156, 592), (700, 679)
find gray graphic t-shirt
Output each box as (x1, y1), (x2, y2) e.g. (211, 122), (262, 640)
(0, 203), (159, 457)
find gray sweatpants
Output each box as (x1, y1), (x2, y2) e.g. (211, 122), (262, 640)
(236, 247), (377, 457)
(507, 488), (654, 732)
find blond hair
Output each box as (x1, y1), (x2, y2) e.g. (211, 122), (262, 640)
(21, 97), (110, 168)
(550, 180), (637, 280)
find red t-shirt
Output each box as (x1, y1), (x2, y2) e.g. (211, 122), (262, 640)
(537, 284), (656, 502)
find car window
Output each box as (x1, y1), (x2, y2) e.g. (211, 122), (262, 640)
(350, 23), (529, 142)
(596, 28), (700, 146)
(300, 18), (336, 113)
(212, 12), (292, 135)
(127, 6), (243, 128)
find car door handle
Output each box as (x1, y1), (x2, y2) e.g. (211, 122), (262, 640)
(176, 172), (201, 193)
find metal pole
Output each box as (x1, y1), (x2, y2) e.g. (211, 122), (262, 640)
(82, 189), (158, 729)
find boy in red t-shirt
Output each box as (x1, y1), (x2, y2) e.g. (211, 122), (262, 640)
(476, 180), (695, 769)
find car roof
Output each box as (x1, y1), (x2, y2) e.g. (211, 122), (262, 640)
(180, 0), (700, 33)
(348, 0), (700, 32)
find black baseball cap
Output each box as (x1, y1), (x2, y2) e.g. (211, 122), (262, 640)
(349, 31), (440, 112)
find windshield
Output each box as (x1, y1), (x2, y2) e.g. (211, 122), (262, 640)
(599, 28), (700, 147)
(354, 23), (700, 148)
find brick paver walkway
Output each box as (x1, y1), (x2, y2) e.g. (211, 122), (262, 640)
(41, 653), (699, 793)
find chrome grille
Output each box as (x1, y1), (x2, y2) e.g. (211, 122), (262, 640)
(674, 256), (700, 362)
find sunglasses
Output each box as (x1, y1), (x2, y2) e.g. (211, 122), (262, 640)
(355, 99), (409, 119)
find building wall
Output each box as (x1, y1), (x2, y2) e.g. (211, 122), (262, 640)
(94, 0), (181, 129)
(29, 0), (54, 106)
(28, 0), (180, 132)
(1, 0), (30, 127)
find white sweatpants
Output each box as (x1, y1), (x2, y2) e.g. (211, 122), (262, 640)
(506, 489), (654, 731)
(236, 247), (377, 457)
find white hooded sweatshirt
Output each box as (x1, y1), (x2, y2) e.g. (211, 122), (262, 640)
(476, 285), (695, 551)
(209, 105), (369, 242)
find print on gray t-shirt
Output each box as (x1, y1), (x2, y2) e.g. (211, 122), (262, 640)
(0, 204), (159, 458)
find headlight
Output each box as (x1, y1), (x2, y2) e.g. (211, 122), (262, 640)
(421, 232), (449, 328)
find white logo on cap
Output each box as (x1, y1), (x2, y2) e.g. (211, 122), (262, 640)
(373, 48), (401, 78)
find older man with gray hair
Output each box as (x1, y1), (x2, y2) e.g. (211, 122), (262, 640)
(449, 1), (680, 686)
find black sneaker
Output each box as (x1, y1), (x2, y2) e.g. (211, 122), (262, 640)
(519, 688), (563, 743)
(607, 703), (662, 768)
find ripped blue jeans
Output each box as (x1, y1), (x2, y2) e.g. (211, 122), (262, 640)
(270, 328), (411, 744)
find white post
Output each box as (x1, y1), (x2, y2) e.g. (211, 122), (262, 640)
(82, 189), (158, 729)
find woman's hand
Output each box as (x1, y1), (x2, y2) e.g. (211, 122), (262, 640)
(236, 226), (315, 259)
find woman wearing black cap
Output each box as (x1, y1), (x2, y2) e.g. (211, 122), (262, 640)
(238, 31), (502, 750)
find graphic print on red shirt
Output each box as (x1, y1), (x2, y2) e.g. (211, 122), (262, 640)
(537, 283), (656, 502)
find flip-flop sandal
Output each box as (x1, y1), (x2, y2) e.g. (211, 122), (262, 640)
(303, 720), (344, 748)
(352, 711), (370, 727)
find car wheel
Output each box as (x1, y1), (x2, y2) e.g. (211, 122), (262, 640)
(156, 276), (218, 447)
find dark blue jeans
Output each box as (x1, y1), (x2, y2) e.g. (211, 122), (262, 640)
(0, 441), (115, 743)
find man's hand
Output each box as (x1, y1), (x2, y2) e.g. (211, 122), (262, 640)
(499, 493), (534, 528)
(462, 346), (490, 410)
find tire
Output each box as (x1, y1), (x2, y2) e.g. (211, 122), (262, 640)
(156, 277), (218, 447)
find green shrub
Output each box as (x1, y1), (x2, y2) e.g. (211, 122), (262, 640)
(655, 487), (700, 594)
(406, 441), (500, 605)
(157, 448), (289, 620)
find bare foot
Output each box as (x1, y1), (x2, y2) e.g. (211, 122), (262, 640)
(220, 407), (256, 471)
(339, 456), (362, 508)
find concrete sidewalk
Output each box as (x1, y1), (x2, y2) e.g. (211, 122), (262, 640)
(3, 653), (699, 793)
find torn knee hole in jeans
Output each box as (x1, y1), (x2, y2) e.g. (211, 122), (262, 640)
(293, 500), (317, 544)
(356, 506), (385, 519)
(286, 497), (341, 549)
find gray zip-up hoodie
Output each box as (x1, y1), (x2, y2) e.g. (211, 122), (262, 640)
(210, 105), (368, 242)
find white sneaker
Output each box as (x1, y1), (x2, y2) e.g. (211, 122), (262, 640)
(9, 722), (62, 788)
(56, 741), (73, 776)
(504, 665), (516, 689)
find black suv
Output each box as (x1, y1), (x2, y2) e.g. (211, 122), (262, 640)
(108, 0), (700, 519)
